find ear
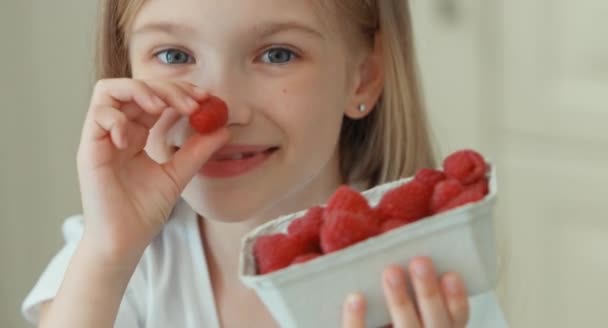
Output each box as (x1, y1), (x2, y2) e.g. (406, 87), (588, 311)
(345, 31), (385, 120)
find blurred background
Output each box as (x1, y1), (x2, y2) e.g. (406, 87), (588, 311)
(1, 0), (606, 327)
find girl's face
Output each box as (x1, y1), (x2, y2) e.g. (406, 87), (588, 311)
(128, 0), (366, 222)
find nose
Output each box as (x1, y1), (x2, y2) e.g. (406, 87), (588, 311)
(191, 62), (253, 128)
(214, 89), (253, 128)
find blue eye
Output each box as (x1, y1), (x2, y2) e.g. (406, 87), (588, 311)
(155, 49), (194, 64)
(261, 47), (297, 64)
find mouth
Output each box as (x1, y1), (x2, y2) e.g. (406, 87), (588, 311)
(210, 146), (280, 161)
(170, 143), (281, 178)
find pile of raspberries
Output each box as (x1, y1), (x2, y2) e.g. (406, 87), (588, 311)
(254, 149), (490, 275)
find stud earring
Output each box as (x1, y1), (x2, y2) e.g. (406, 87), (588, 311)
(358, 104), (366, 113)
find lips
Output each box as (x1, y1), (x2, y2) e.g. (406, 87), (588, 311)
(198, 144), (280, 178)
(209, 145), (279, 161)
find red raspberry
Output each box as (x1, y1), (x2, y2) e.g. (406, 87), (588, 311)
(467, 177), (489, 196)
(436, 189), (485, 213)
(291, 253), (322, 265)
(430, 179), (465, 214)
(376, 180), (432, 223)
(326, 185), (372, 217)
(254, 233), (310, 275)
(380, 219), (409, 233)
(320, 211), (380, 253)
(370, 207), (387, 224)
(189, 95), (228, 134)
(287, 206), (324, 252)
(443, 149), (488, 185)
(415, 168), (447, 188)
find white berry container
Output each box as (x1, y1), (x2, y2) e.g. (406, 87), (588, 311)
(239, 164), (498, 328)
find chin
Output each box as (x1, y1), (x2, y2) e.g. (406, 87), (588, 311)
(181, 186), (274, 223)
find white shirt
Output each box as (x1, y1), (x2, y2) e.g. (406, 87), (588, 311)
(22, 199), (510, 327)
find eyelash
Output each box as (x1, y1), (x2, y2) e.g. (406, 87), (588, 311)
(152, 46), (301, 66)
(258, 46), (300, 64)
(154, 48), (194, 65)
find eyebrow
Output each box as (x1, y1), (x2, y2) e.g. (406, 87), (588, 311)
(252, 21), (325, 40)
(129, 21), (324, 41)
(130, 22), (198, 39)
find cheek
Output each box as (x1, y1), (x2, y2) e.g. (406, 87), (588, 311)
(277, 63), (347, 127)
(271, 75), (348, 157)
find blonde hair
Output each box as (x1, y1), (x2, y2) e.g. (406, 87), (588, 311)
(96, 0), (436, 189)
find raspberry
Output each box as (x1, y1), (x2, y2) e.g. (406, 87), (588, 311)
(380, 219), (409, 233)
(291, 253), (322, 265)
(320, 211), (380, 253)
(467, 177), (489, 196)
(443, 149), (488, 185)
(436, 189), (485, 213)
(189, 95), (228, 134)
(254, 233), (310, 274)
(376, 180), (432, 223)
(326, 185), (372, 216)
(430, 179), (465, 214)
(287, 206), (324, 252)
(415, 168), (447, 188)
(370, 207), (387, 224)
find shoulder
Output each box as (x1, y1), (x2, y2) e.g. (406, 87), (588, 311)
(21, 199), (200, 325)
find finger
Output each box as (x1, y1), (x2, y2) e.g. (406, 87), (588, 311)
(440, 273), (470, 328)
(87, 106), (129, 149)
(160, 128), (230, 189)
(174, 80), (208, 100)
(144, 80), (206, 115)
(382, 265), (421, 328)
(91, 78), (167, 115)
(342, 293), (367, 328)
(120, 121), (150, 161)
(408, 257), (451, 328)
(119, 80), (207, 130)
(121, 102), (164, 130)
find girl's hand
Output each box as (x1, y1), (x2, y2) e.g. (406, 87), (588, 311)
(77, 78), (230, 264)
(342, 257), (470, 328)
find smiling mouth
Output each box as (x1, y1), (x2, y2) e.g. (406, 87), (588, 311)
(211, 147), (280, 161)
(172, 145), (280, 160)
(197, 145), (280, 178)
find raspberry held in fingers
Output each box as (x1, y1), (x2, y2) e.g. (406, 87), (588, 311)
(189, 96), (229, 134)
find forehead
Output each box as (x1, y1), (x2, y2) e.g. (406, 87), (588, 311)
(128, 0), (336, 39)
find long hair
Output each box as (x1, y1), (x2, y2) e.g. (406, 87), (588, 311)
(95, 0), (436, 189)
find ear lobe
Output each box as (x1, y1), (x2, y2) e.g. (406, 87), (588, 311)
(345, 31), (385, 120)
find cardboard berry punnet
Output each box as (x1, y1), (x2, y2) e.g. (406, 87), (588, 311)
(238, 150), (499, 328)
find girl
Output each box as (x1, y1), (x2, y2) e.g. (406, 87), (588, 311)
(22, 0), (507, 327)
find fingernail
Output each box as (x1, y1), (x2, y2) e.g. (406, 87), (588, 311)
(386, 268), (403, 288)
(412, 259), (431, 279)
(444, 274), (464, 296)
(347, 293), (364, 313)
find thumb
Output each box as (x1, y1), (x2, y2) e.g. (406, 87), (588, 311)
(161, 128), (230, 190)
